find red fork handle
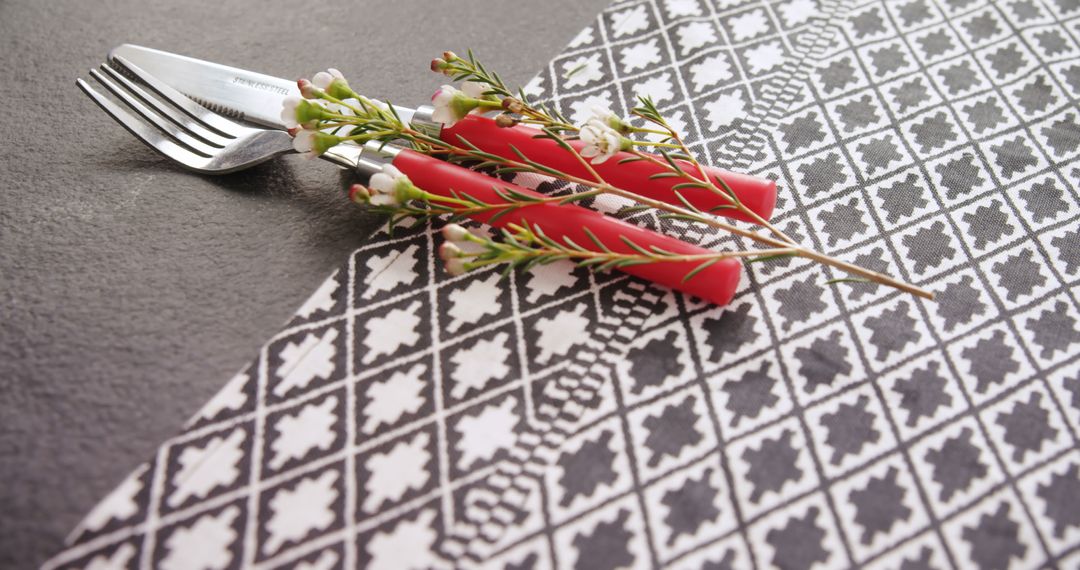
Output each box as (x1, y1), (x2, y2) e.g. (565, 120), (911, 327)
(440, 115), (777, 224)
(391, 149), (741, 306)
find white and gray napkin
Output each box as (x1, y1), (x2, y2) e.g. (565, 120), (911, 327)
(47, 0), (1080, 568)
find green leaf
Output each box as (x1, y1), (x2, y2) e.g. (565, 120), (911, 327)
(747, 252), (797, 264)
(613, 259), (654, 268)
(682, 258), (720, 283)
(454, 134), (483, 152)
(671, 182), (708, 191)
(658, 149), (687, 175)
(658, 213), (705, 223)
(617, 205), (652, 216)
(558, 193), (593, 205)
(619, 235), (653, 257)
(672, 190), (704, 215)
(824, 277), (874, 285)
(582, 226), (612, 253)
(712, 174), (742, 206)
(596, 259), (625, 272)
(492, 166), (533, 175)
(499, 264), (515, 280)
(487, 206), (519, 225)
(563, 62), (587, 80)
(561, 236), (588, 252)
(577, 257), (610, 267)
(457, 191), (486, 205)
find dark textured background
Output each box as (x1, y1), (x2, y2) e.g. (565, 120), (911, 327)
(0, 0), (608, 566)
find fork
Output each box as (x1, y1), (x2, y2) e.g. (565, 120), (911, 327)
(76, 56), (298, 174)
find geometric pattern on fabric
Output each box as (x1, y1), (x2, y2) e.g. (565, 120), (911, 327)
(46, 0), (1080, 568)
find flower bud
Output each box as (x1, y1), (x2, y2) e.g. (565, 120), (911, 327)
(285, 99), (329, 129)
(430, 58), (448, 73)
(442, 51), (458, 62)
(348, 184), (371, 204)
(501, 98), (526, 114)
(442, 223), (471, 243)
(494, 113), (518, 128)
(444, 257), (468, 276)
(297, 78), (321, 99)
(439, 242), (465, 261)
(311, 68), (354, 100)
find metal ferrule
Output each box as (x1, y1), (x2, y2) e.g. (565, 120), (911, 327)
(320, 141), (403, 181)
(409, 105), (443, 138)
(353, 142), (404, 180)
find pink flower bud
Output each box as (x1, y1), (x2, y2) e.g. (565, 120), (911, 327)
(348, 184), (370, 204)
(502, 98), (525, 114)
(297, 78), (320, 99)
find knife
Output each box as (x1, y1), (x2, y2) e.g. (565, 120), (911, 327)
(109, 44), (416, 128)
(110, 44), (777, 224)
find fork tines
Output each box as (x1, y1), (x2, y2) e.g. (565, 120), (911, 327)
(76, 56), (292, 174)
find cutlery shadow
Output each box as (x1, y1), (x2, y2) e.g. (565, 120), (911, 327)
(92, 149), (386, 244)
(208, 158), (387, 243)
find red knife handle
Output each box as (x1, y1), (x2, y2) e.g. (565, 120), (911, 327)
(392, 149), (741, 306)
(440, 115), (776, 224)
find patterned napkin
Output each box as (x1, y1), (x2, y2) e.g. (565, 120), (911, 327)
(47, 0), (1080, 568)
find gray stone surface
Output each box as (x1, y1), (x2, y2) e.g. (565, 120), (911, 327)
(0, 0), (607, 566)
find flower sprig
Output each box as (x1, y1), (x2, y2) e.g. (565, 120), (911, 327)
(436, 222), (794, 281)
(432, 51), (677, 144)
(287, 54), (933, 300)
(281, 68), (418, 156)
(348, 163), (603, 232)
(432, 50), (577, 133)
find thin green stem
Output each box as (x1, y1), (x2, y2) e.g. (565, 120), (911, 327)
(629, 140), (683, 149)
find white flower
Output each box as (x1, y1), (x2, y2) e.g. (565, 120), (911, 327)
(460, 81), (489, 99)
(431, 84), (464, 127)
(429, 83), (496, 127)
(291, 129), (317, 157)
(367, 164), (409, 206)
(290, 129), (341, 159)
(312, 68), (344, 90)
(591, 105), (615, 120)
(590, 106), (630, 133)
(579, 118), (624, 164)
(281, 97), (326, 129)
(281, 96), (302, 128)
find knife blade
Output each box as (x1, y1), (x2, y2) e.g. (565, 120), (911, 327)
(108, 44), (415, 128)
